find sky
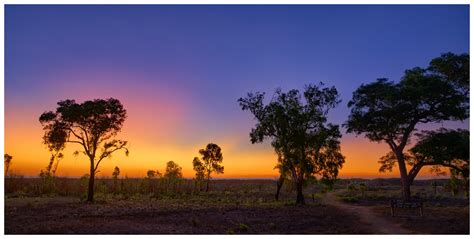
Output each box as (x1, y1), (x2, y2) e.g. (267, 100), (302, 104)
(4, 5), (470, 179)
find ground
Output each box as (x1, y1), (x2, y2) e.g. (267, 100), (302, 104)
(5, 196), (371, 234)
(4, 178), (470, 234)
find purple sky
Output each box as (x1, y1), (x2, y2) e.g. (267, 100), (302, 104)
(4, 5), (470, 178)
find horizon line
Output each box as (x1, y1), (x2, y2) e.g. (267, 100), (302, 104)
(6, 175), (450, 180)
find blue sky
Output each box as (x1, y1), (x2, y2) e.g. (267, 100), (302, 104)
(4, 5), (470, 177)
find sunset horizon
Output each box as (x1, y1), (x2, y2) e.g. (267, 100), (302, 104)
(5, 5), (468, 180)
(4, 3), (470, 235)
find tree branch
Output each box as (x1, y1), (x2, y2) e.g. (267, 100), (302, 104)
(386, 139), (397, 152)
(399, 119), (418, 151)
(94, 143), (128, 173)
(66, 140), (84, 145)
(67, 128), (92, 159)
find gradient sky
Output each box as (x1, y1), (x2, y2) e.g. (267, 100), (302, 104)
(4, 5), (470, 179)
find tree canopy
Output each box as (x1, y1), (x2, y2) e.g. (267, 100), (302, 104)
(164, 161), (183, 180)
(4, 154), (13, 176)
(238, 83), (345, 204)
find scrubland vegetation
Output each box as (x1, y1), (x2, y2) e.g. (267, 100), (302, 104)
(4, 177), (469, 234)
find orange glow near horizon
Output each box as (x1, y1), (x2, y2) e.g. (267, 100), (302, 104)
(3, 69), (450, 180)
(4, 109), (447, 179)
(4, 6), (469, 183)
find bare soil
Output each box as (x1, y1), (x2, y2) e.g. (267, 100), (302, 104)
(5, 196), (371, 234)
(321, 191), (412, 234)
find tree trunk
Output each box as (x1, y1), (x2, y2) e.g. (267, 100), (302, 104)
(206, 178), (210, 192)
(87, 159), (95, 202)
(395, 150), (411, 201)
(275, 175), (284, 201)
(295, 179), (305, 205)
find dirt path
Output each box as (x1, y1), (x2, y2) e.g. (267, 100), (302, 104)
(321, 192), (413, 234)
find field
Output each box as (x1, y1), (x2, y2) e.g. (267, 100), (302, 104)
(4, 177), (470, 234)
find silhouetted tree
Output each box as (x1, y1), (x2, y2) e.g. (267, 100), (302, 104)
(274, 151), (292, 200)
(239, 83), (345, 204)
(164, 161), (182, 180)
(346, 53), (469, 201)
(39, 98), (129, 202)
(144, 169), (161, 193)
(39, 152), (63, 178)
(146, 169), (162, 178)
(112, 166), (121, 179)
(192, 157), (206, 191)
(112, 166), (120, 194)
(193, 143), (224, 192)
(38, 152), (63, 194)
(4, 154), (13, 176)
(147, 170), (157, 178)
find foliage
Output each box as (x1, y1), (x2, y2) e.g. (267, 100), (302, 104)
(164, 161), (183, 180)
(410, 129), (469, 178)
(39, 98), (129, 202)
(193, 143), (224, 191)
(112, 166), (121, 194)
(378, 128), (469, 194)
(345, 52), (469, 201)
(239, 82), (345, 204)
(4, 154), (13, 176)
(146, 170), (159, 179)
(192, 157), (206, 186)
(39, 152), (63, 178)
(112, 166), (120, 179)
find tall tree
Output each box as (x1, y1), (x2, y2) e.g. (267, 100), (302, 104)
(239, 83), (345, 204)
(39, 98), (129, 202)
(346, 53), (469, 201)
(193, 143), (224, 192)
(4, 154), (13, 176)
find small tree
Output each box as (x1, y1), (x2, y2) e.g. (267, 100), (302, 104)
(147, 170), (157, 178)
(193, 143), (224, 192)
(4, 154), (13, 176)
(39, 98), (129, 202)
(39, 152), (64, 178)
(145, 169), (161, 193)
(346, 53), (469, 201)
(192, 157), (206, 191)
(164, 161), (182, 180)
(112, 166), (120, 179)
(112, 166), (120, 194)
(239, 83), (345, 204)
